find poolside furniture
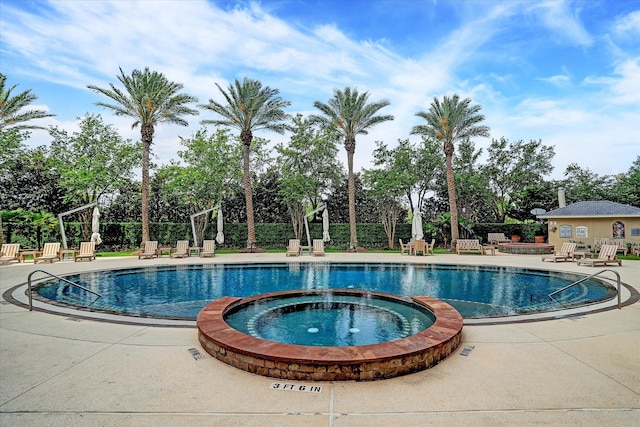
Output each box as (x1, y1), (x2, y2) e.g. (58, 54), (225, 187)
(170, 240), (190, 258)
(632, 245), (640, 256)
(34, 243), (61, 264)
(413, 239), (427, 256)
(200, 240), (216, 257)
(74, 242), (96, 262)
(541, 242), (576, 263)
(611, 239), (628, 256)
(0, 243), (20, 265)
(575, 244), (622, 267)
(593, 237), (609, 252)
(488, 233), (511, 245)
(138, 241), (159, 259)
(312, 239), (325, 256)
(399, 239), (412, 255)
(456, 239), (484, 255)
(482, 245), (496, 255)
(426, 238), (435, 255)
(286, 239), (301, 256)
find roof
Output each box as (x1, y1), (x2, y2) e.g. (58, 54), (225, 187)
(538, 201), (640, 218)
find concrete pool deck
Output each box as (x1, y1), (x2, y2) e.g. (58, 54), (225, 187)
(1, 252), (638, 426)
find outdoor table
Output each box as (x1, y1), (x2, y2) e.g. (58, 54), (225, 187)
(157, 246), (172, 257)
(188, 247), (201, 257)
(572, 251), (593, 261)
(482, 245), (496, 255)
(19, 250), (41, 263)
(58, 249), (77, 261)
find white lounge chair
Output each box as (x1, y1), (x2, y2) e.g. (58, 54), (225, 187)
(576, 244), (622, 267)
(170, 240), (189, 258)
(138, 241), (159, 259)
(286, 239), (301, 256)
(34, 242), (61, 263)
(200, 240), (216, 257)
(74, 242), (96, 262)
(312, 239), (325, 256)
(0, 243), (20, 265)
(541, 242), (576, 263)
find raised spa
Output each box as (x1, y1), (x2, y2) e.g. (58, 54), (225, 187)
(197, 289), (463, 381)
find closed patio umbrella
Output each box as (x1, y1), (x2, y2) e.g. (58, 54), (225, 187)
(90, 206), (102, 245)
(216, 209), (224, 245)
(322, 208), (330, 242)
(411, 211), (423, 241)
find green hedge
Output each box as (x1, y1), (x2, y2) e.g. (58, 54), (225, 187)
(2, 221), (544, 250)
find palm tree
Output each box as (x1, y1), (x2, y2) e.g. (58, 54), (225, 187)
(0, 73), (54, 131)
(88, 67), (198, 243)
(310, 87), (393, 250)
(200, 77), (290, 248)
(411, 94), (489, 248)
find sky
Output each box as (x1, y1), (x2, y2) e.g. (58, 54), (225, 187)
(1, 0), (639, 180)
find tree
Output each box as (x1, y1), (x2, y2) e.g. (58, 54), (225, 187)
(612, 156), (640, 207)
(453, 139), (492, 223)
(310, 87), (393, 249)
(0, 73), (54, 131)
(88, 67), (199, 243)
(560, 163), (613, 203)
(411, 95), (489, 248)
(276, 114), (343, 238)
(483, 138), (555, 222)
(200, 77), (290, 248)
(48, 113), (141, 239)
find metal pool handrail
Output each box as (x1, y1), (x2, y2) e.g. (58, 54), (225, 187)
(548, 269), (621, 309)
(27, 269), (102, 311)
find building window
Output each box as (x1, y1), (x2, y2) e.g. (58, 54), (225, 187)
(559, 225), (572, 238)
(612, 221), (625, 239)
(576, 226), (588, 238)
(631, 228), (640, 237)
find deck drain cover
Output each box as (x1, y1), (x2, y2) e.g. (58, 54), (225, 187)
(460, 345), (475, 356)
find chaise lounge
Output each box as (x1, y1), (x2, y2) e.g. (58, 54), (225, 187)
(74, 242), (96, 262)
(170, 240), (189, 258)
(200, 240), (216, 257)
(541, 242), (576, 263)
(286, 239), (301, 256)
(34, 242), (61, 264)
(575, 244), (622, 267)
(138, 241), (159, 259)
(312, 239), (325, 256)
(0, 243), (20, 265)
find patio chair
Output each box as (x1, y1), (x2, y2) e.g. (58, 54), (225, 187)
(0, 243), (20, 265)
(138, 241), (159, 259)
(312, 239), (325, 256)
(487, 233), (511, 245)
(286, 239), (301, 256)
(170, 240), (189, 258)
(426, 238), (435, 255)
(34, 242), (61, 264)
(200, 240), (216, 257)
(541, 242), (576, 263)
(399, 239), (411, 255)
(611, 239), (628, 256)
(413, 239), (427, 256)
(576, 244), (622, 267)
(74, 242), (96, 262)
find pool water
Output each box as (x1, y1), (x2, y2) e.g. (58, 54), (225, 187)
(224, 293), (436, 346)
(34, 263), (615, 320)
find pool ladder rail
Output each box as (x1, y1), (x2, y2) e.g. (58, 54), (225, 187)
(548, 269), (622, 309)
(27, 269), (102, 311)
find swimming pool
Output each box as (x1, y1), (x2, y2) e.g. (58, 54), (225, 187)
(33, 263), (616, 320)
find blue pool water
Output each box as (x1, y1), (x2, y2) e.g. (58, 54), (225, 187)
(224, 293), (436, 346)
(34, 263), (615, 320)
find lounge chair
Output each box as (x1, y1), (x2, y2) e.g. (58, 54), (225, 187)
(286, 239), (301, 257)
(399, 239), (411, 255)
(487, 233), (512, 245)
(312, 239), (325, 256)
(74, 242), (96, 262)
(576, 244), (622, 267)
(456, 239), (483, 255)
(138, 241), (159, 259)
(0, 243), (20, 265)
(170, 240), (189, 258)
(541, 242), (576, 263)
(413, 239), (427, 256)
(34, 242), (61, 263)
(611, 239), (628, 256)
(200, 240), (216, 257)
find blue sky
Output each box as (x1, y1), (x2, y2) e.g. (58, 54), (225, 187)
(1, 0), (639, 179)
